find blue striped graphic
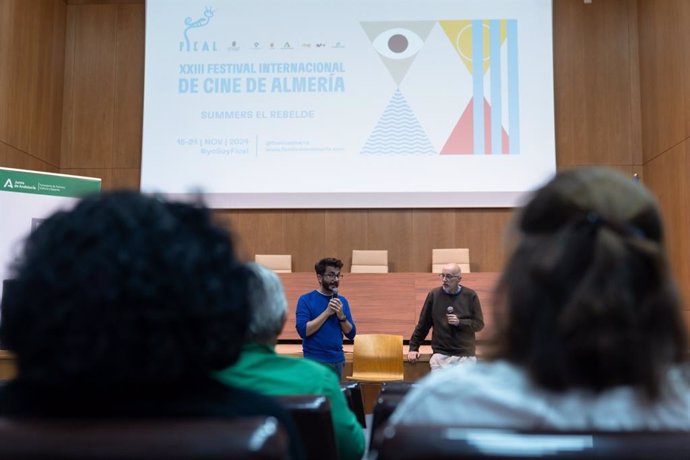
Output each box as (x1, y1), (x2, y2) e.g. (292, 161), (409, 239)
(507, 20), (519, 154)
(472, 20), (484, 155)
(490, 20), (502, 155)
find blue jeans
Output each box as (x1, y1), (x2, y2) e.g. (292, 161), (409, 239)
(313, 360), (344, 381)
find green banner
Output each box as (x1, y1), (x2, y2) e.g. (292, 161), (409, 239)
(0, 168), (101, 198)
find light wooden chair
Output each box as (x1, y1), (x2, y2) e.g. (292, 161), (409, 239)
(255, 254), (292, 273)
(351, 250), (389, 273)
(346, 334), (404, 382)
(432, 248), (470, 273)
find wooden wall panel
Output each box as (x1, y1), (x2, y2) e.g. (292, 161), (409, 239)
(554, 0), (642, 168)
(112, 3), (144, 170)
(0, 0), (65, 170)
(643, 142), (690, 315)
(410, 209), (456, 273)
(325, 210), (368, 266)
(61, 4), (117, 169)
(367, 210), (413, 273)
(285, 211), (327, 272)
(1, 144), (58, 173)
(637, 0), (687, 163)
(685, 2), (690, 138)
(638, 0), (690, 321)
(61, 2), (143, 186)
(229, 210), (287, 263)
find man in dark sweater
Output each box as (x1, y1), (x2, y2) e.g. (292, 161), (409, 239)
(407, 263), (484, 371)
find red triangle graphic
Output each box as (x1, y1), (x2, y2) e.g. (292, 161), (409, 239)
(441, 98), (510, 155)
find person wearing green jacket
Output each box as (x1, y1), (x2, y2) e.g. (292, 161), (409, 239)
(215, 263), (365, 460)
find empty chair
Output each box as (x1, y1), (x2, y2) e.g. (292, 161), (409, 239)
(374, 425), (690, 460)
(351, 250), (388, 273)
(255, 254), (292, 273)
(346, 334), (404, 382)
(0, 416), (289, 459)
(432, 248), (470, 273)
(276, 395), (337, 460)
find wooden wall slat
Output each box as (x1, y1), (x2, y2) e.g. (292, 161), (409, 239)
(0, 0), (65, 170)
(637, 0), (686, 162)
(325, 210), (369, 266)
(285, 211), (327, 272)
(61, 4), (117, 169)
(366, 210), (413, 273)
(410, 209), (456, 273)
(113, 3), (144, 170)
(554, 0), (641, 168)
(638, 0), (690, 319)
(643, 142), (690, 312)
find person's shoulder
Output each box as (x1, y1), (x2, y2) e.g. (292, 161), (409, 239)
(460, 285), (478, 295)
(284, 355), (340, 382)
(416, 360), (526, 394)
(428, 286), (443, 295)
(297, 290), (318, 301)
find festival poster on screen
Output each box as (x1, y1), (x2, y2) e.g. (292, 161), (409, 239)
(142, 0), (555, 208)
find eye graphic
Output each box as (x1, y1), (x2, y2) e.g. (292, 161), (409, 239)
(372, 28), (425, 60)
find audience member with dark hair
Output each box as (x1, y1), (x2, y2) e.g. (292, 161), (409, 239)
(295, 257), (356, 380)
(215, 263), (365, 460)
(0, 191), (304, 459)
(390, 167), (690, 429)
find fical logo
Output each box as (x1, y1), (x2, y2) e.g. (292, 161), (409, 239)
(3, 178), (13, 189)
(180, 6), (217, 52)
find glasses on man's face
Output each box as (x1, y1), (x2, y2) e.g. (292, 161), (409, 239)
(439, 274), (460, 280)
(322, 272), (343, 280)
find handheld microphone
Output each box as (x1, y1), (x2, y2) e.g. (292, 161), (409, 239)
(331, 287), (339, 299)
(447, 306), (454, 314)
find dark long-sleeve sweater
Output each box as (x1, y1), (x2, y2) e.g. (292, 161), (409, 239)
(408, 286), (484, 356)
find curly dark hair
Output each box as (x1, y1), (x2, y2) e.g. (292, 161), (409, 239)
(0, 191), (251, 387)
(314, 257), (343, 275)
(490, 167), (687, 399)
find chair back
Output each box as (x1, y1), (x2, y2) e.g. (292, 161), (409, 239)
(255, 254), (292, 273)
(0, 416), (289, 459)
(351, 250), (389, 273)
(347, 334), (404, 382)
(369, 392), (407, 453)
(432, 248), (470, 273)
(375, 425), (690, 460)
(379, 381), (416, 395)
(276, 395), (337, 460)
(340, 381), (366, 428)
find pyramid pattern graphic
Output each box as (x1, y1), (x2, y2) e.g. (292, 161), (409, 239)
(360, 89), (436, 155)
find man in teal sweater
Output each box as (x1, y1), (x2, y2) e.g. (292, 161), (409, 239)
(215, 263), (365, 460)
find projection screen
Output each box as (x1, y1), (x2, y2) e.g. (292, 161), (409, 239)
(141, 0), (555, 208)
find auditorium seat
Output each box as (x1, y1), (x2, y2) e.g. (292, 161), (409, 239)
(346, 334), (404, 382)
(276, 395), (336, 460)
(369, 392), (407, 453)
(350, 250), (389, 273)
(374, 425), (690, 460)
(255, 254), (292, 273)
(379, 381), (416, 395)
(0, 416), (289, 459)
(432, 248), (471, 273)
(340, 381), (366, 428)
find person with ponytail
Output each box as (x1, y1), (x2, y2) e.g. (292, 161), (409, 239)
(390, 167), (690, 429)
